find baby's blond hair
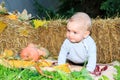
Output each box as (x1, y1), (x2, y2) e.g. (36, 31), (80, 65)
(68, 12), (92, 31)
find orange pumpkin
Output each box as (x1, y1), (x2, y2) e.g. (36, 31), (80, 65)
(20, 43), (40, 61)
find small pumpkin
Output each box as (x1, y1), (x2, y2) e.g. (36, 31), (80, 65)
(20, 43), (49, 61)
(20, 43), (39, 61)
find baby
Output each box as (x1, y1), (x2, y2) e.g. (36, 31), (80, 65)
(58, 12), (96, 72)
(20, 43), (49, 61)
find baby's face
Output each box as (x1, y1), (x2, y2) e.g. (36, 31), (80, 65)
(66, 21), (86, 43)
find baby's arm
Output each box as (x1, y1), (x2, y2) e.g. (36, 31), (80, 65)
(58, 48), (67, 64)
(86, 42), (97, 72)
(58, 40), (69, 65)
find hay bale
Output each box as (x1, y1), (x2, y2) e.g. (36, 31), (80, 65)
(0, 16), (120, 63)
(91, 18), (120, 63)
(0, 16), (66, 58)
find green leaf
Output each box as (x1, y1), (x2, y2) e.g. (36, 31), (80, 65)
(98, 75), (109, 80)
(113, 65), (120, 80)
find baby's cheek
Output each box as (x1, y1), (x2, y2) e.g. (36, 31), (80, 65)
(66, 33), (69, 38)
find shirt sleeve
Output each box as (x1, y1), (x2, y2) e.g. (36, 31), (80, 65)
(58, 39), (69, 65)
(86, 41), (97, 72)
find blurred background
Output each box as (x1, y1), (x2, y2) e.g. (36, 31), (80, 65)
(0, 0), (120, 19)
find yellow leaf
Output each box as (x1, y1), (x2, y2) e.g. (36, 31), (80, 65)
(0, 21), (7, 33)
(38, 60), (52, 67)
(2, 49), (14, 58)
(4, 60), (35, 68)
(18, 28), (29, 37)
(32, 19), (48, 29)
(6, 14), (18, 20)
(54, 64), (71, 73)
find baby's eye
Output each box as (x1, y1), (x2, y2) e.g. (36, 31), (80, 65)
(74, 32), (77, 34)
(67, 29), (70, 32)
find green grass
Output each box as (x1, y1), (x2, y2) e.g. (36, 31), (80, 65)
(0, 65), (93, 80)
(113, 65), (120, 80)
(1, 64), (120, 80)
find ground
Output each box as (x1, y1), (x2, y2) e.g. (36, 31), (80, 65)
(42, 60), (119, 80)
(0, 58), (119, 80)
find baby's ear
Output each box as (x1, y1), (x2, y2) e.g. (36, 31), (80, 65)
(83, 31), (90, 38)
